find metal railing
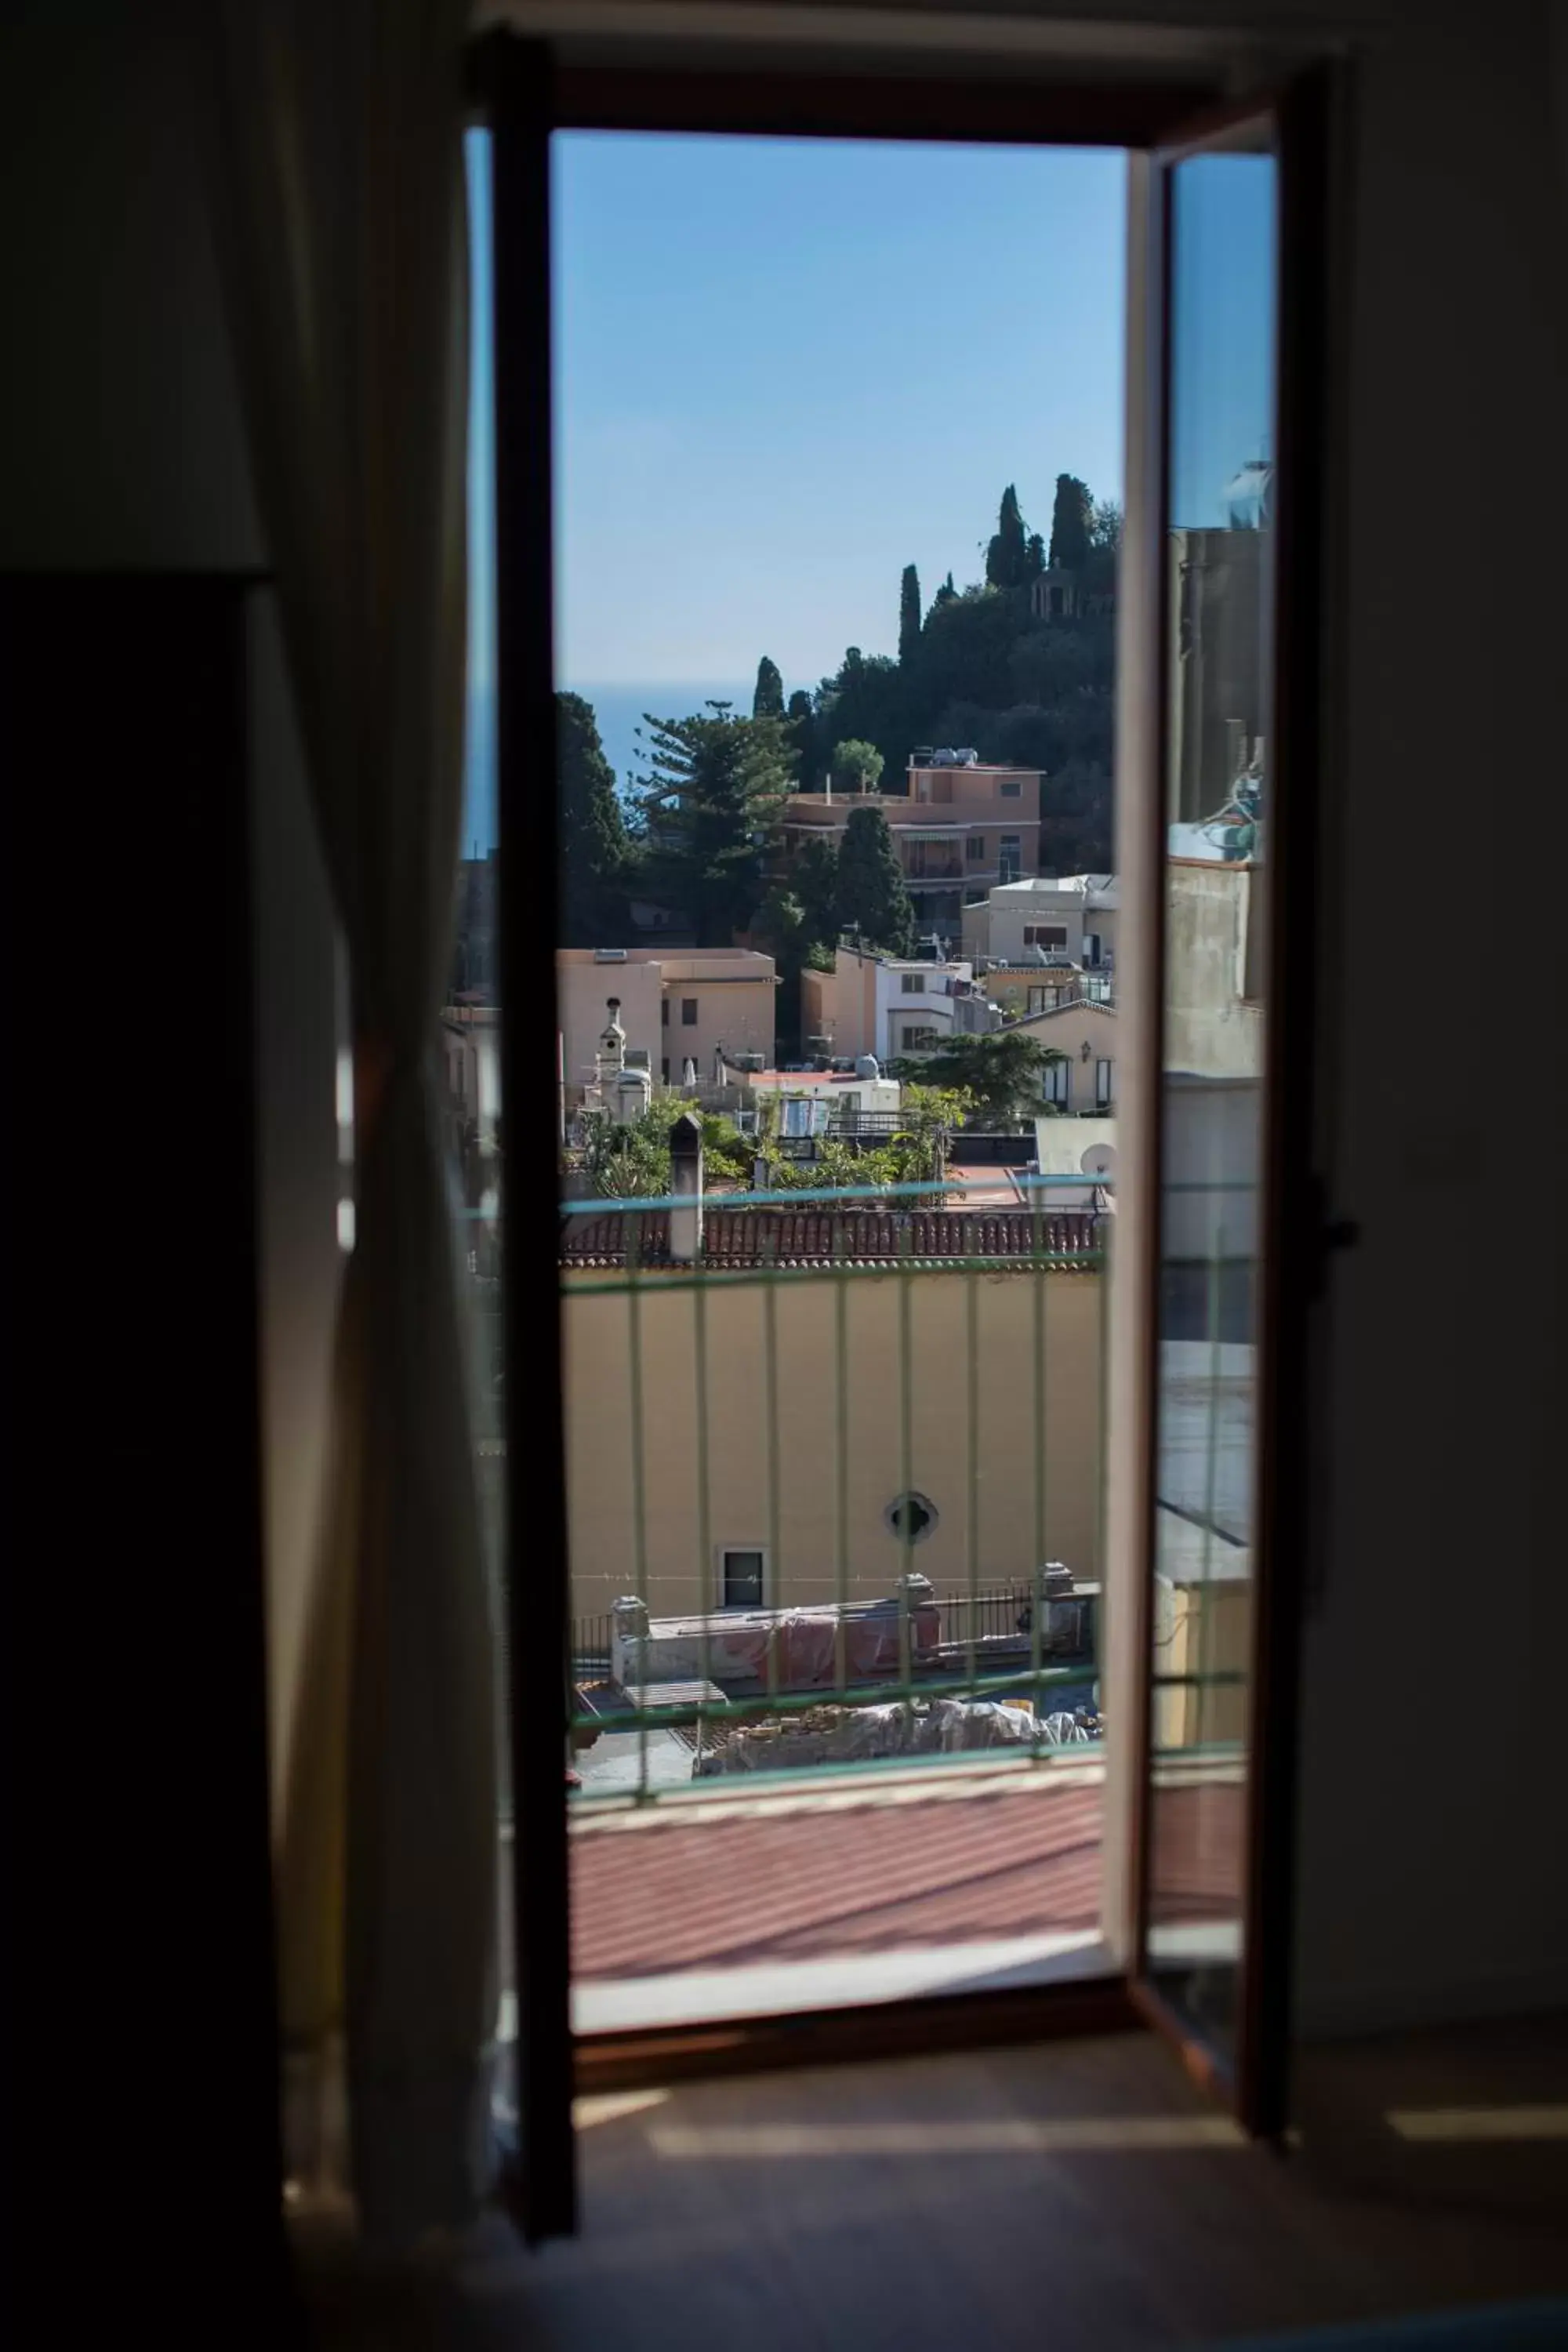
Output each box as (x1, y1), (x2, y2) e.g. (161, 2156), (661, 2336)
(554, 1173), (1110, 1799)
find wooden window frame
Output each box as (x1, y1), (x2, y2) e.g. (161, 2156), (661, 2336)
(473, 23), (1335, 2241)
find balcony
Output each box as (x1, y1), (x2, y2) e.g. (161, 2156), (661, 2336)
(537, 1178), (1117, 2027)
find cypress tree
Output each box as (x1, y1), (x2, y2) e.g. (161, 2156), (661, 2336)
(1047, 474), (1094, 573)
(985, 484), (1031, 589)
(898, 563), (922, 666)
(836, 802), (915, 954)
(753, 654), (785, 719)
(786, 688), (818, 792)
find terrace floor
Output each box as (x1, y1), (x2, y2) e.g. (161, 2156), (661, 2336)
(559, 1758), (1242, 2033)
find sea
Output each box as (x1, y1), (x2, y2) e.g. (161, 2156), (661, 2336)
(459, 679), (752, 858)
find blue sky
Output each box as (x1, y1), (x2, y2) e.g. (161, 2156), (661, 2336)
(463, 131), (1275, 836)
(551, 132), (1128, 691)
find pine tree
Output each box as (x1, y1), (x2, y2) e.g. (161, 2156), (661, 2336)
(985, 484), (1032, 589)
(898, 564), (922, 666)
(557, 691), (629, 946)
(753, 654), (785, 719)
(635, 701), (793, 946)
(934, 570), (957, 608)
(1047, 474), (1094, 573)
(836, 802), (915, 954)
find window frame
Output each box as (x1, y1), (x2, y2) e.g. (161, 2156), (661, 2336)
(681, 996), (699, 1026)
(477, 25), (1334, 2208)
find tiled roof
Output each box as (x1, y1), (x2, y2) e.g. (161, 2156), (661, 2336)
(561, 1206), (1104, 1269)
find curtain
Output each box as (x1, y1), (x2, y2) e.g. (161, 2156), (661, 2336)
(202, 0), (496, 2249)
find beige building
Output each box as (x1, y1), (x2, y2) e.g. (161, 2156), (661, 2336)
(1011, 996), (1118, 1116)
(557, 946), (778, 1095)
(560, 1214), (1103, 1624)
(962, 873), (1119, 968)
(781, 755), (1041, 938)
(801, 942), (990, 1065)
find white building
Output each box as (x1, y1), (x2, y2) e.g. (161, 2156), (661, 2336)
(962, 873), (1119, 970)
(800, 942), (993, 1065)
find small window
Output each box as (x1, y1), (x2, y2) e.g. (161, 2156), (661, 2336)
(720, 1547), (765, 1610)
(1095, 1057), (1114, 1107)
(1000, 779), (1022, 799)
(1024, 924), (1068, 949)
(999, 835), (1022, 884)
(1083, 931), (1102, 968)
(1042, 1058), (1071, 1106)
(966, 835), (986, 862)
(886, 1491), (938, 1545)
(900, 972), (925, 993)
(900, 1023), (939, 1052)
(681, 997), (698, 1025)
(661, 998), (670, 1025)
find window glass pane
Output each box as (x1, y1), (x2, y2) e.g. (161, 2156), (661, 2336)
(1145, 140), (1276, 2067)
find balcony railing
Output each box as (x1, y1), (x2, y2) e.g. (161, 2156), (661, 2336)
(549, 1174), (1109, 1799)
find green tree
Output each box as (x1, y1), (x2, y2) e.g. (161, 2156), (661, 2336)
(791, 832), (840, 952)
(786, 688), (818, 792)
(836, 802), (914, 953)
(635, 701), (793, 946)
(753, 654), (785, 719)
(557, 691), (630, 946)
(898, 563), (922, 666)
(1047, 473), (1094, 573)
(1025, 531), (1047, 577)
(829, 736), (884, 795)
(888, 1031), (1066, 1127)
(934, 570), (957, 608)
(985, 483), (1033, 590)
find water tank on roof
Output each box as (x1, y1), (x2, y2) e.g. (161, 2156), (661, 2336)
(855, 1054), (880, 1080)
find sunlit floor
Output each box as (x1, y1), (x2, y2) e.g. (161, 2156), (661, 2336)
(297, 2024), (1568, 2352)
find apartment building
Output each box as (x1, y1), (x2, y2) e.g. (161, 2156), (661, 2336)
(557, 946), (778, 1094)
(781, 750), (1042, 936)
(801, 941), (994, 1065)
(962, 873), (1119, 967)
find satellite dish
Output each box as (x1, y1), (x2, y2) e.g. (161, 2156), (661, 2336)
(1080, 1142), (1118, 1178)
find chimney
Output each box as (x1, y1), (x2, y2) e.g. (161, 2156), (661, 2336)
(668, 1110), (704, 1265)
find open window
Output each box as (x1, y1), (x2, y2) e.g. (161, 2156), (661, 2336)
(474, 30), (1328, 2241)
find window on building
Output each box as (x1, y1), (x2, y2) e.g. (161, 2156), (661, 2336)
(964, 887), (986, 906)
(1000, 779), (1022, 799)
(1027, 985), (1051, 1014)
(661, 998), (670, 1025)
(1083, 931), (1102, 967)
(900, 972), (925, 993)
(999, 835), (1022, 883)
(720, 1548), (765, 1610)
(966, 835), (985, 862)
(1096, 1057), (1114, 1106)
(661, 1058), (670, 1083)
(1024, 924), (1069, 949)
(899, 1024), (939, 1052)
(1042, 1057), (1071, 1106)
(681, 997), (698, 1025)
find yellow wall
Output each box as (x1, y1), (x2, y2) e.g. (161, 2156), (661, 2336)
(562, 1263), (1103, 1621)
(1152, 1577), (1252, 1751)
